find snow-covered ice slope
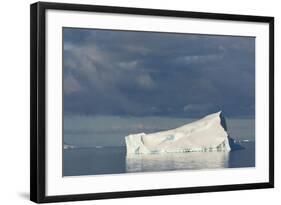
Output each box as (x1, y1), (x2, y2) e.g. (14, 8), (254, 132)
(125, 111), (232, 154)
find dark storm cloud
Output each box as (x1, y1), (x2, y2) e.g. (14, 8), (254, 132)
(63, 28), (255, 118)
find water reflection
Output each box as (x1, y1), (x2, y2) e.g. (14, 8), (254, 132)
(126, 151), (229, 172)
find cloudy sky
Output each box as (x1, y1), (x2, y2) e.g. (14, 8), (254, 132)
(63, 28), (255, 119)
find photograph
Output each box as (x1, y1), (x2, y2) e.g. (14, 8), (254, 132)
(63, 28), (256, 176)
(30, 2), (274, 203)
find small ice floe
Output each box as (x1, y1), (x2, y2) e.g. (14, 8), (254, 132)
(241, 139), (250, 142)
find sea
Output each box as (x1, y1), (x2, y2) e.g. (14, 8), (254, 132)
(63, 141), (255, 176)
(63, 116), (255, 176)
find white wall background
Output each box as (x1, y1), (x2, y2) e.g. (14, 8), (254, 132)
(0, 0), (279, 204)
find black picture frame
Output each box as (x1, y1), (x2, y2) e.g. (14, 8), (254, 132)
(30, 1), (274, 203)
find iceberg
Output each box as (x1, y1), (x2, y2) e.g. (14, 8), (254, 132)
(125, 111), (237, 154)
(63, 144), (75, 149)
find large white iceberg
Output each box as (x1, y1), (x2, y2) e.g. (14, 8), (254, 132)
(125, 111), (233, 154)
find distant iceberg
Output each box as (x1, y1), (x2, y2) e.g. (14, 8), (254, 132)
(63, 144), (75, 149)
(125, 111), (241, 154)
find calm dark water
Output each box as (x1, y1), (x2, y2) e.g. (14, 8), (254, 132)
(63, 142), (255, 176)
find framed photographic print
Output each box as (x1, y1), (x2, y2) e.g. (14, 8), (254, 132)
(30, 1), (274, 203)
